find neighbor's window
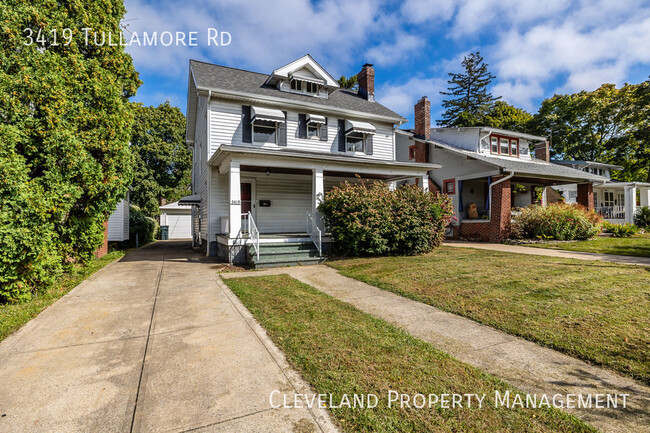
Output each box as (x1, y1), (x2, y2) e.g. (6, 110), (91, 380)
(253, 120), (277, 144)
(346, 132), (365, 152)
(307, 123), (319, 138)
(491, 134), (519, 157)
(290, 79), (302, 91)
(409, 145), (416, 160)
(443, 179), (455, 194)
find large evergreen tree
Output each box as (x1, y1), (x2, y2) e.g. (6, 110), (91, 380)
(130, 102), (191, 217)
(439, 52), (500, 127)
(0, 1), (140, 301)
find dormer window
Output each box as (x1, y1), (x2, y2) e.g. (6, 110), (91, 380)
(306, 82), (319, 94)
(290, 79), (302, 91)
(490, 134), (519, 157)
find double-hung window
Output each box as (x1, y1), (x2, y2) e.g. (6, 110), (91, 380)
(253, 120), (277, 144)
(346, 131), (365, 152)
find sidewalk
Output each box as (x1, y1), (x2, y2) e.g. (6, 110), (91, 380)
(0, 241), (337, 433)
(444, 241), (650, 267)
(222, 265), (650, 433)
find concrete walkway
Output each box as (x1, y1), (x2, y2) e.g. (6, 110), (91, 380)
(444, 241), (650, 267)
(0, 241), (337, 433)
(222, 266), (650, 433)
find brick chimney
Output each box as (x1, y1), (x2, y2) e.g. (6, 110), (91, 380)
(357, 63), (375, 102)
(414, 96), (430, 140)
(535, 140), (550, 162)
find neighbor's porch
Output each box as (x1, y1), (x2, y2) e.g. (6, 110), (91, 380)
(594, 183), (650, 225)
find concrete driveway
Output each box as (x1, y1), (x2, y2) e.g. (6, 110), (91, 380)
(0, 241), (336, 433)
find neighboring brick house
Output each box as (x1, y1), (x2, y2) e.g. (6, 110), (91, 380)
(395, 97), (607, 242)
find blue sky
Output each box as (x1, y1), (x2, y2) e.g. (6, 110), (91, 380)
(123, 0), (650, 127)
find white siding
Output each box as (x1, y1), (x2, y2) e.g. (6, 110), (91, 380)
(193, 94), (209, 242)
(429, 128), (480, 151)
(107, 198), (129, 241)
(208, 98), (395, 161)
(161, 210), (192, 239)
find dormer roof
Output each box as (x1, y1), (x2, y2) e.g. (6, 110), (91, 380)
(265, 54), (339, 89)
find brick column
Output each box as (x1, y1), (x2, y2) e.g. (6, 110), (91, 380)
(414, 140), (428, 163)
(94, 221), (109, 258)
(577, 183), (594, 211)
(489, 177), (511, 242)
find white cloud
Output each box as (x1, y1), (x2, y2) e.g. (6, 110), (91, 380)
(376, 76), (447, 122)
(366, 33), (425, 66)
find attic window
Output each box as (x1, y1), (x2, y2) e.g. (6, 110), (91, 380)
(306, 82), (319, 94)
(290, 79), (302, 91)
(490, 134), (519, 157)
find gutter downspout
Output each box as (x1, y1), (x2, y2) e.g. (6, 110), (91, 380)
(488, 171), (515, 215)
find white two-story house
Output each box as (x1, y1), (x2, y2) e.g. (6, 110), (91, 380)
(551, 161), (650, 225)
(182, 55), (437, 266)
(395, 96), (607, 242)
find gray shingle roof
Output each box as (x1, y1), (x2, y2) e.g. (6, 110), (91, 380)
(430, 139), (608, 182)
(190, 60), (405, 122)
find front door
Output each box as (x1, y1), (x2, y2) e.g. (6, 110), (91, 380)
(240, 180), (256, 233)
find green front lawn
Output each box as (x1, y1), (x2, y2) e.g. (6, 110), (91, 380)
(0, 250), (125, 342)
(225, 275), (595, 433)
(527, 233), (650, 258)
(329, 247), (650, 385)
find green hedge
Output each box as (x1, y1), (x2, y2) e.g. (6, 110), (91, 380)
(318, 181), (453, 256)
(603, 222), (640, 237)
(512, 203), (602, 240)
(635, 206), (650, 230)
(124, 205), (157, 248)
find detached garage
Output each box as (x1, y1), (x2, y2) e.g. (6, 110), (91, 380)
(159, 201), (192, 239)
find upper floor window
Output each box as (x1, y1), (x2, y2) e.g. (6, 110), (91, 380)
(490, 134), (519, 157)
(409, 145), (416, 160)
(346, 131), (365, 152)
(289, 79), (320, 95)
(253, 120), (277, 144)
(307, 123), (320, 138)
(306, 82), (319, 94)
(290, 79), (302, 91)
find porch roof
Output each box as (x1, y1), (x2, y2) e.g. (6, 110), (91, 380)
(595, 181), (650, 189)
(209, 145), (440, 176)
(430, 140), (608, 183)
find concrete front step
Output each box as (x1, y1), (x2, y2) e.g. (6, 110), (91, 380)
(247, 241), (323, 268)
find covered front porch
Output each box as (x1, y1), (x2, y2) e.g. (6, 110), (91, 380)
(594, 183), (650, 225)
(208, 146), (438, 264)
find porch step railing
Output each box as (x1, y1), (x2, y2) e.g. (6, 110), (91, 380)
(306, 211), (322, 257)
(596, 205), (625, 220)
(245, 212), (260, 261)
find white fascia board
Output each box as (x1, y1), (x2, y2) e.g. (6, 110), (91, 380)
(199, 86), (405, 124)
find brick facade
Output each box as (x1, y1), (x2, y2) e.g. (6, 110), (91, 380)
(577, 183), (594, 210)
(455, 177), (512, 242)
(94, 221), (109, 258)
(414, 140), (429, 164)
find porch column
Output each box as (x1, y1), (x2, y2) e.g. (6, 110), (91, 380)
(624, 185), (637, 224)
(228, 161), (241, 238)
(312, 167), (324, 210)
(421, 174), (429, 192)
(388, 181), (397, 191)
(577, 183), (594, 211)
(640, 187), (650, 208)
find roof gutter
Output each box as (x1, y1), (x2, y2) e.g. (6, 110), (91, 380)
(488, 171), (515, 211)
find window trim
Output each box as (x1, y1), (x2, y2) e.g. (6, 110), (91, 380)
(307, 123), (320, 138)
(443, 178), (456, 195)
(490, 134), (519, 157)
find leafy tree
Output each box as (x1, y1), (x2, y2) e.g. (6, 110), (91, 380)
(0, 1), (140, 301)
(531, 82), (648, 181)
(130, 102), (191, 217)
(439, 52), (500, 127)
(338, 74), (357, 90)
(481, 101), (533, 133)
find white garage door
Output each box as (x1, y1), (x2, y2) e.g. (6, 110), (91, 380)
(163, 212), (192, 239)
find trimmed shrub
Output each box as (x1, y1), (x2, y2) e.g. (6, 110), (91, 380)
(124, 206), (157, 248)
(635, 206), (650, 230)
(512, 203), (602, 241)
(318, 181), (453, 256)
(603, 222), (640, 237)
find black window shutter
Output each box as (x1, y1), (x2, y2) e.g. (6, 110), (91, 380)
(278, 111), (287, 146)
(320, 117), (328, 141)
(298, 113), (307, 139)
(365, 134), (373, 155)
(338, 119), (346, 152)
(242, 105), (252, 143)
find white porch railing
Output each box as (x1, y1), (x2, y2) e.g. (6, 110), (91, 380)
(243, 212), (259, 261)
(306, 210), (322, 257)
(596, 205), (625, 220)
